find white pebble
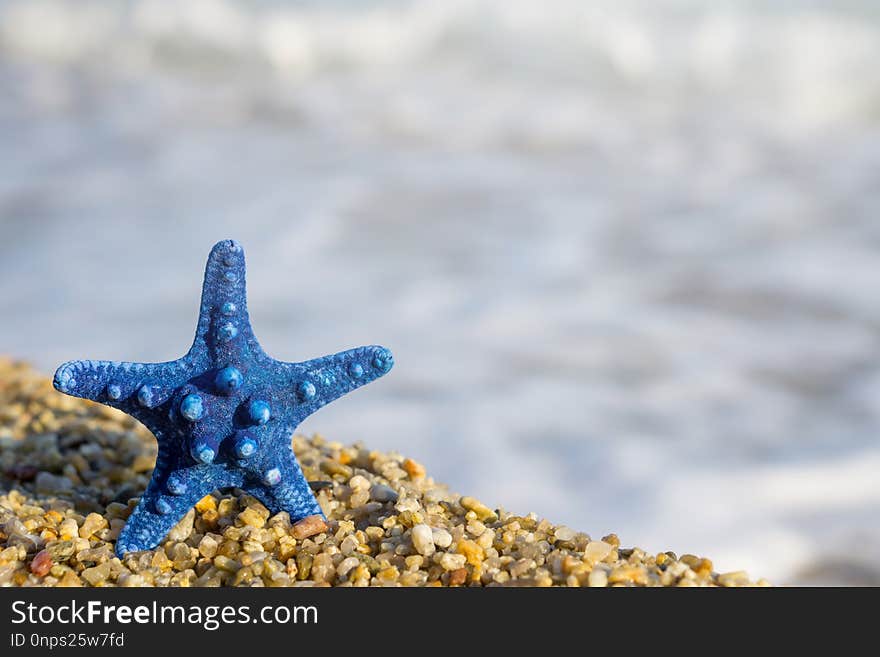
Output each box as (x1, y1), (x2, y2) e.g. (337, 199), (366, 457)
(439, 553), (467, 571)
(395, 498), (420, 513)
(554, 526), (575, 542)
(584, 540), (612, 563)
(432, 528), (453, 548)
(340, 535), (360, 556)
(467, 520), (486, 537)
(411, 524), (435, 557)
(337, 556), (360, 578)
(588, 569), (608, 587)
(348, 475), (370, 491)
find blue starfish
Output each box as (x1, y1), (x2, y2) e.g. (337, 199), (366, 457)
(52, 240), (393, 557)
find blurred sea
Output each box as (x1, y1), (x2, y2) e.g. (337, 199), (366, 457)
(2, 0), (880, 584)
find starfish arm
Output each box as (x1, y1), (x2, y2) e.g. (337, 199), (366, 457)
(240, 457), (323, 521)
(189, 239), (263, 365)
(53, 358), (196, 417)
(116, 444), (245, 556)
(275, 345), (394, 422)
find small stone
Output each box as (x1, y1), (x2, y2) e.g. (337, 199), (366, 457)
(457, 539), (483, 567)
(58, 571), (82, 587)
(34, 471), (73, 494)
(348, 475), (370, 491)
(29, 550), (53, 577)
(459, 496), (497, 522)
(340, 535), (360, 556)
(171, 543), (196, 570)
(292, 515), (328, 540)
(404, 555), (424, 570)
(58, 519), (78, 540)
(167, 509), (195, 541)
(439, 553), (467, 571)
(402, 458), (426, 479)
(214, 555), (240, 573)
(467, 520), (486, 537)
(608, 565), (648, 585)
(195, 496), (217, 513)
(81, 562), (112, 586)
(584, 540), (613, 564)
(411, 524), (435, 557)
(118, 573), (147, 587)
(432, 528), (453, 548)
(311, 553), (335, 583)
(717, 571), (749, 587)
(588, 569), (608, 587)
(46, 540), (76, 561)
(239, 507), (266, 528)
(350, 490), (370, 507)
(296, 553), (313, 580)
(198, 535), (219, 559)
(476, 529), (494, 550)
(78, 513), (108, 539)
(151, 550), (172, 571)
(337, 556), (360, 578)
(369, 484), (399, 503)
(321, 460), (352, 478)
(395, 497), (421, 513)
(554, 526), (576, 542)
(449, 568), (468, 586)
(493, 570), (511, 584)
(509, 558), (536, 578)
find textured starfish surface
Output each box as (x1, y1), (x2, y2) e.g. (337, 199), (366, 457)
(52, 240), (394, 556)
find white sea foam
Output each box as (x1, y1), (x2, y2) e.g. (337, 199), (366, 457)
(1, 0), (879, 584)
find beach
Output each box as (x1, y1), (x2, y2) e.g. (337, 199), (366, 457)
(2, 0), (880, 585)
(0, 359), (766, 586)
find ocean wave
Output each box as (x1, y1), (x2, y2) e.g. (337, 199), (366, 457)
(1, 0), (879, 136)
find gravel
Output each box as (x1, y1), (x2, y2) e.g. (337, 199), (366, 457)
(0, 359), (768, 587)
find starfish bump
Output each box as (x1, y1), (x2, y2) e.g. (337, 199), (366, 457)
(53, 240), (394, 556)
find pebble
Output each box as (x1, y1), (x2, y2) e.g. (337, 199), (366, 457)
(370, 484), (398, 503)
(167, 509), (194, 541)
(339, 535), (360, 556)
(78, 513), (108, 539)
(448, 568), (468, 586)
(584, 540), (613, 564)
(349, 475), (370, 491)
(81, 562), (112, 586)
(291, 515), (328, 540)
(34, 471), (73, 494)
(411, 524), (435, 557)
(198, 534), (219, 559)
(440, 553), (467, 571)
(718, 571), (750, 587)
(29, 550), (52, 577)
(401, 458), (426, 479)
(336, 556), (360, 579)
(58, 519), (78, 540)
(554, 526), (576, 542)
(432, 528), (453, 548)
(46, 540), (76, 561)
(238, 507), (266, 529)
(460, 496), (497, 522)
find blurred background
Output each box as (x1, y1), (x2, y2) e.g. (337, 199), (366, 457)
(2, 0), (879, 585)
